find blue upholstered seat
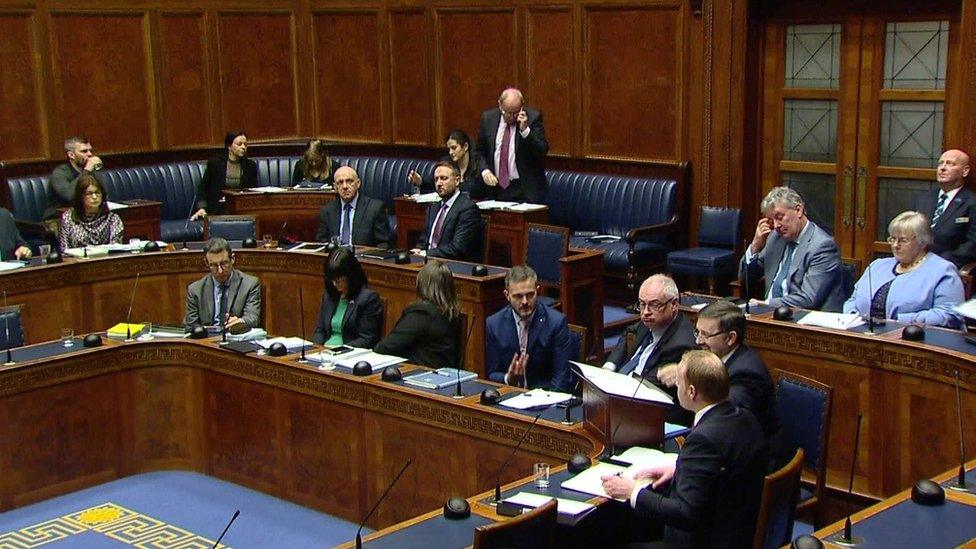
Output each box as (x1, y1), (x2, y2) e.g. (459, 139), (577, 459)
(667, 206), (741, 292)
(208, 216), (256, 241)
(0, 310), (25, 349)
(255, 156), (301, 187)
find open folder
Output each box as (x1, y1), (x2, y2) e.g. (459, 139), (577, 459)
(570, 361), (673, 405)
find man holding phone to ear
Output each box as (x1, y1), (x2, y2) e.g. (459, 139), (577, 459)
(475, 87), (549, 204)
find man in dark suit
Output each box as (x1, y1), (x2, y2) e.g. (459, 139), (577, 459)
(46, 136), (104, 221)
(917, 148), (976, 267)
(485, 265), (573, 393)
(475, 87), (549, 204)
(602, 350), (768, 548)
(184, 237), (261, 334)
(315, 166), (392, 248)
(739, 186), (845, 311)
(0, 208), (32, 260)
(412, 161), (481, 261)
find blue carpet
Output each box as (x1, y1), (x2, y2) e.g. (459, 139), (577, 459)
(0, 471), (363, 548)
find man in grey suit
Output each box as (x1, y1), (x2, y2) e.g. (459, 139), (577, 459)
(184, 237), (261, 333)
(739, 186), (845, 311)
(315, 166), (392, 248)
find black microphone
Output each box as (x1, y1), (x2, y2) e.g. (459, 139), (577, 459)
(124, 273), (141, 341)
(277, 221), (288, 248)
(948, 370), (972, 492)
(3, 291), (13, 366)
(211, 509), (239, 549)
(866, 261), (875, 333)
(838, 414), (863, 546)
(493, 413), (543, 504)
(298, 287), (308, 363)
(356, 460), (412, 549)
(183, 195), (198, 250)
(742, 238), (751, 314)
(453, 314), (477, 398)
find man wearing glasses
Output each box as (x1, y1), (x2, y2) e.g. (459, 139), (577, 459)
(184, 237), (261, 334)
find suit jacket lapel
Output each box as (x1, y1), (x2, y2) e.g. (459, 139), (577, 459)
(200, 275), (215, 323)
(328, 200), (343, 238)
(342, 297), (357, 332)
(351, 197), (368, 243)
(938, 190), (968, 229)
(526, 306), (545, 351)
(788, 226), (813, 280)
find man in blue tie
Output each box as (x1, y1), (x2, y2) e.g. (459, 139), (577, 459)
(184, 237), (261, 334)
(314, 166), (392, 248)
(739, 186), (845, 311)
(917, 149), (976, 267)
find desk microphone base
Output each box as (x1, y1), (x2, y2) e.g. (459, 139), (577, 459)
(3, 361), (14, 366)
(825, 534), (864, 547)
(943, 479), (975, 493)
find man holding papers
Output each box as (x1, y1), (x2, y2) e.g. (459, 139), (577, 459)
(601, 350), (768, 547)
(184, 238), (261, 334)
(485, 265), (573, 393)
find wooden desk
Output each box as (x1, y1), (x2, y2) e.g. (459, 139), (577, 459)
(393, 197), (549, 266)
(223, 189), (335, 241)
(0, 338), (599, 531)
(115, 200), (161, 241)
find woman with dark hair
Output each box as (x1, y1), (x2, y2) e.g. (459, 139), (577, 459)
(312, 247), (383, 347)
(191, 131), (258, 220)
(407, 129), (489, 198)
(58, 173), (125, 250)
(374, 260), (462, 368)
(292, 139), (340, 186)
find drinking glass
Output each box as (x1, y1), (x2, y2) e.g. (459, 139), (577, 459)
(533, 463), (550, 489)
(60, 328), (74, 347)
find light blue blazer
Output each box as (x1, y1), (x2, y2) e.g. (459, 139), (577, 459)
(842, 252), (964, 329)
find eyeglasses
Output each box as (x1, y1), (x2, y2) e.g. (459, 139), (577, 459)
(694, 329), (728, 341)
(83, 191), (102, 197)
(886, 236), (916, 246)
(636, 298), (676, 312)
(207, 260), (231, 271)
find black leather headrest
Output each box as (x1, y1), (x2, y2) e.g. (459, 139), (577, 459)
(443, 496), (470, 520)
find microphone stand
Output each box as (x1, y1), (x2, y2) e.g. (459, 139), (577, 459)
(742, 238), (751, 315)
(124, 273), (141, 342)
(3, 291), (13, 366)
(865, 262), (875, 334)
(356, 460), (412, 549)
(298, 288), (308, 363)
(219, 277), (244, 347)
(833, 414), (864, 547)
(210, 509), (239, 549)
(493, 413), (543, 504)
(453, 316), (477, 399)
(947, 370), (973, 492)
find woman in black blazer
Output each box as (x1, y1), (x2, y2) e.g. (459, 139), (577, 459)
(312, 247), (383, 347)
(192, 131), (258, 219)
(374, 260), (461, 369)
(407, 129), (490, 199)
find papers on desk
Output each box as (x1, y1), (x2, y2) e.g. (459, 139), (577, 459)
(287, 242), (327, 253)
(502, 492), (596, 517)
(409, 192), (441, 203)
(0, 261), (25, 272)
(476, 200), (518, 210)
(796, 311), (865, 330)
(106, 201), (129, 210)
(571, 361), (673, 405)
(226, 328), (267, 341)
(610, 446), (679, 469)
(506, 203), (546, 212)
(334, 351), (407, 370)
(955, 299), (976, 320)
(306, 347), (369, 364)
(256, 336), (313, 352)
(499, 388), (573, 410)
(249, 186), (287, 193)
(560, 462), (628, 501)
(64, 246), (109, 258)
(403, 367), (476, 389)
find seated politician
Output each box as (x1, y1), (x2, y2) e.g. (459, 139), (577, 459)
(374, 261), (461, 369)
(844, 211), (965, 329)
(740, 186), (845, 311)
(485, 265), (573, 393)
(0, 208), (32, 260)
(292, 139), (339, 186)
(412, 161), (481, 261)
(602, 350), (768, 547)
(46, 135), (103, 221)
(312, 247), (383, 348)
(315, 166), (392, 248)
(184, 237), (261, 334)
(191, 131), (258, 220)
(58, 174), (124, 251)
(407, 129), (490, 199)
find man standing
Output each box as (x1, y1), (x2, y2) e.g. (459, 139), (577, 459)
(315, 166), (392, 248)
(46, 136), (103, 221)
(601, 350), (768, 548)
(917, 148), (976, 267)
(739, 186), (845, 311)
(184, 238), (261, 334)
(485, 265), (573, 393)
(413, 161), (481, 261)
(475, 87), (549, 203)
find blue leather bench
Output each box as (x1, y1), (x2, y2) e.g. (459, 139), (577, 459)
(545, 169), (681, 286)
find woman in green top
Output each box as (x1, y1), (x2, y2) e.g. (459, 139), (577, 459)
(312, 247), (383, 347)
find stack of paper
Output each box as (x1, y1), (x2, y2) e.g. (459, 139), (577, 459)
(249, 186), (286, 193)
(560, 462), (628, 500)
(501, 492), (596, 517)
(610, 446), (679, 469)
(306, 347), (370, 364)
(955, 299), (976, 320)
(335, 351), (407, 370)
(506, 203), (546, 212)
(256, 336), (313, 352)
(476, 200), (518, 210)
(796, 311), (865, 330)
(499, 388), (573, 410)
(226, 328), (267, 341)
(410, 192), (441, 203)
(0, 262), (25, 272)
(106, 201), (129, 210)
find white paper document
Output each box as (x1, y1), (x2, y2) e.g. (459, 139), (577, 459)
(249, 186), (287, 193)
(506, 203), (546, 212)
(287, 243), (327, 253)
(610, 446), (679, 469)
(560, 462), (628, 500)
(0, 261), (25, 272)
(226, 328), (267, 341)
(955, 299), (976, 320)
(334, 350), (406, 369)
(502, 492), (596, 516)
(499, 388), (573, 410)
(476, 200), (518, 210)
(256, 336), (313, 352)
(410, 192), (441, 203)
(571, 361), (673, 405)
(796, 311), (865, 330)
(306, 347), (370, 364)
(106, 201), (129, 210)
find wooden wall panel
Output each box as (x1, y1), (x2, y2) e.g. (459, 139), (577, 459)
(526, 7), (574, 157)
(389, 9), (432, 145)
(216, 12), (298, 140)
(436, 9), (517, 142)
(50, 13), (153, 153)
(583, 5), (682, 160)
(0, 13), (45, 161)
(158, 13), (211, 148)
(312, 11), (383, 142)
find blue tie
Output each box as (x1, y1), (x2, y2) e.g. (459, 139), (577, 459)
(340, 203), (352, 245)
(770, 241), (797, 299)
(620, 332), (654, 376)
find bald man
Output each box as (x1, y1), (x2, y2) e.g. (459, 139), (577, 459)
(917, 149), (976, 267)
(475, 87), (549, 203)
(315, 166), (392, 248)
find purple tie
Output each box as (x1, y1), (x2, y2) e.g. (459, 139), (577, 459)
(498, 123), (512, 189)
(430, 203), (448, 248)
(340, 203), (352, 245)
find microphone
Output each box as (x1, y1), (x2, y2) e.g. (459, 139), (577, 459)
(453, 314), (477, 398)
(356, 460), (412, 549)
(183, 195), (198, 250)
(211, 509), (239, 549)
(742, 238), (751, 315)
(298, 288), (308, 363)
(947, 370), (973, 492)
(833, 414), (863, 547)
(277, 221), (288, 248)
(124, 273), (141, 342)
(866, 261), (875, 333)
(3, 291), (13, 366)
(493, 413), (543, 504)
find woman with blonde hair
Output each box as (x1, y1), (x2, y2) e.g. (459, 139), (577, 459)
(292, 139), (339, 186)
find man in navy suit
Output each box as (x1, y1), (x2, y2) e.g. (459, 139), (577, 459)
(917, 149), (976, 267)
(602, 350), (768, 548)
(475, 87), (549, 204)
(485, 265), (573, 393)
(315, 166), (392, 248)
(413, 161), (481, 261)
(739, 186), (845, 311)
(0, 208), (32, 260)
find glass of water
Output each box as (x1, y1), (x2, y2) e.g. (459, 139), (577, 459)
(60, 328), (74, 347)
(533, 463), (551, 490)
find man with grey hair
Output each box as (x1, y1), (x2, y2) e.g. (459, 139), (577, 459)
(917, 148), (976, 267)
(46, 136), (104, 221)
(739, 186), (845, 311)
(475, 87), (549, 203)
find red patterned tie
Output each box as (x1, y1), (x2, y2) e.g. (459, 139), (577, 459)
(498, 123), (512, 189)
